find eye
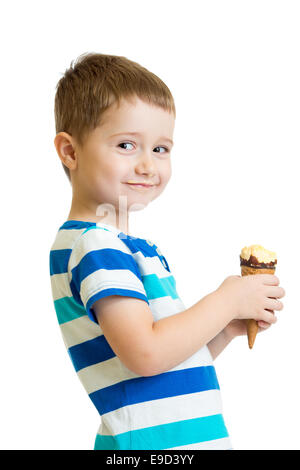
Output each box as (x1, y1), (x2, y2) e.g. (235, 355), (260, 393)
(118, 142), (134, 151)
(118, 142), (170, 154)
(154, 146), (169, 154)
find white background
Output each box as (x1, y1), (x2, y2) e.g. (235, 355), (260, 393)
(1, 0), (299, 450)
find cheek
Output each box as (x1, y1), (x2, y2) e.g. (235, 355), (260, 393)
(106, 155), (128, 176)
(160, 161), (172, 185)
(97, 160), (128, 200)
(95, 158), (122, 183)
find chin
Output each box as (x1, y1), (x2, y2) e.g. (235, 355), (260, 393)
(128, 201), (149, 212)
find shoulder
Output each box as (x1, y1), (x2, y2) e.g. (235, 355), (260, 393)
(69, 226), (136, 270)
(74, 226), (131, 253)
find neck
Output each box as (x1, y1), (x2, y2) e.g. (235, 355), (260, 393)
(67, 197), (130, 235)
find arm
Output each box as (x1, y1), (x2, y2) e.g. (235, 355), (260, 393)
(206, 329), (233, 360)
(207, 316), (276, 360)
(150, 290), (234, 373)
(94, 288), (234, 376)
(93, 275), (283, 376)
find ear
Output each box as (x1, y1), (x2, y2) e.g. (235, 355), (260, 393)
(53, 132), (77, 171)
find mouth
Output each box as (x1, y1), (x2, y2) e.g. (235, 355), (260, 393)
(126, 181), (156, 189)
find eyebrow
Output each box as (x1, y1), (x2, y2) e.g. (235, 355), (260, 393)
(110, 132), (174, 145)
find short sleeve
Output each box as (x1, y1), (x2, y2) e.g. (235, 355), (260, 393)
(68, 227), (149, 323)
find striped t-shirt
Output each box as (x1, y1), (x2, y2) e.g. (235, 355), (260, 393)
(49, 219), (231, 450)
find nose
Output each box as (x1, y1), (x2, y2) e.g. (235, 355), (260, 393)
(135, 151), (156, 177)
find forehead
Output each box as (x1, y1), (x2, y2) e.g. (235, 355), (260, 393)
(99, 97), (175, 136)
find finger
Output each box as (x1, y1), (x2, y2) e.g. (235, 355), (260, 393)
(265, 298), (283, 311)
(262, 310), (277, 324)
(260, 274), (280, 286)
(257, 320), (270, 329)
(265, 286), (285, 299)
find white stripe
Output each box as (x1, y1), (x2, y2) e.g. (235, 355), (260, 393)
(60, 315), (103, 348)
(50, 228), (85, 250)
(96, 222), (121, 235)
(98, 389), (224, 435)
(68, 227), (136, 270)
(80, 269), (147, 307)
(77, 356), (139, 392)
(149, 296), (186, 321)
(50, 272), (72, 300)
(77, 344), (213, 395)
(167, 436), (232, 450)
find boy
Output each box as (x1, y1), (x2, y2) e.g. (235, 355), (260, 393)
(49, 52), (285, 450)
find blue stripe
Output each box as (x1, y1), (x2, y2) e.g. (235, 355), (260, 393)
(68, 335), (115, 372)
(121, 237), (170, 272)
(94, 413), (229, 450)
(49, 249), (71, 275)
(59, 220), (96, 231)
(121, 237), (158, 256)
(70, 248), (143, 289)
(89, 365), (219, 415)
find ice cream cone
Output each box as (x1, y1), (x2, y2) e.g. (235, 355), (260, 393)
(240, 245), (277, 349)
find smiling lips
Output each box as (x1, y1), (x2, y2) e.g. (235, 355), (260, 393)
(126, 180), (155, 188)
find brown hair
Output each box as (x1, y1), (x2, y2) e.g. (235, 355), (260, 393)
(54, 52), (176, 182)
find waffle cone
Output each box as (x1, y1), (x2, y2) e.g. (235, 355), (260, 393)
(241, 264), (276, 348)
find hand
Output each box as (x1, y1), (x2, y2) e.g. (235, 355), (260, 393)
(225, 316), (276, 340)
(216, 274), (285, 324)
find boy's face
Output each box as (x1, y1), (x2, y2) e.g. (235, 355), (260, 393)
(67, 96), (175, 220)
